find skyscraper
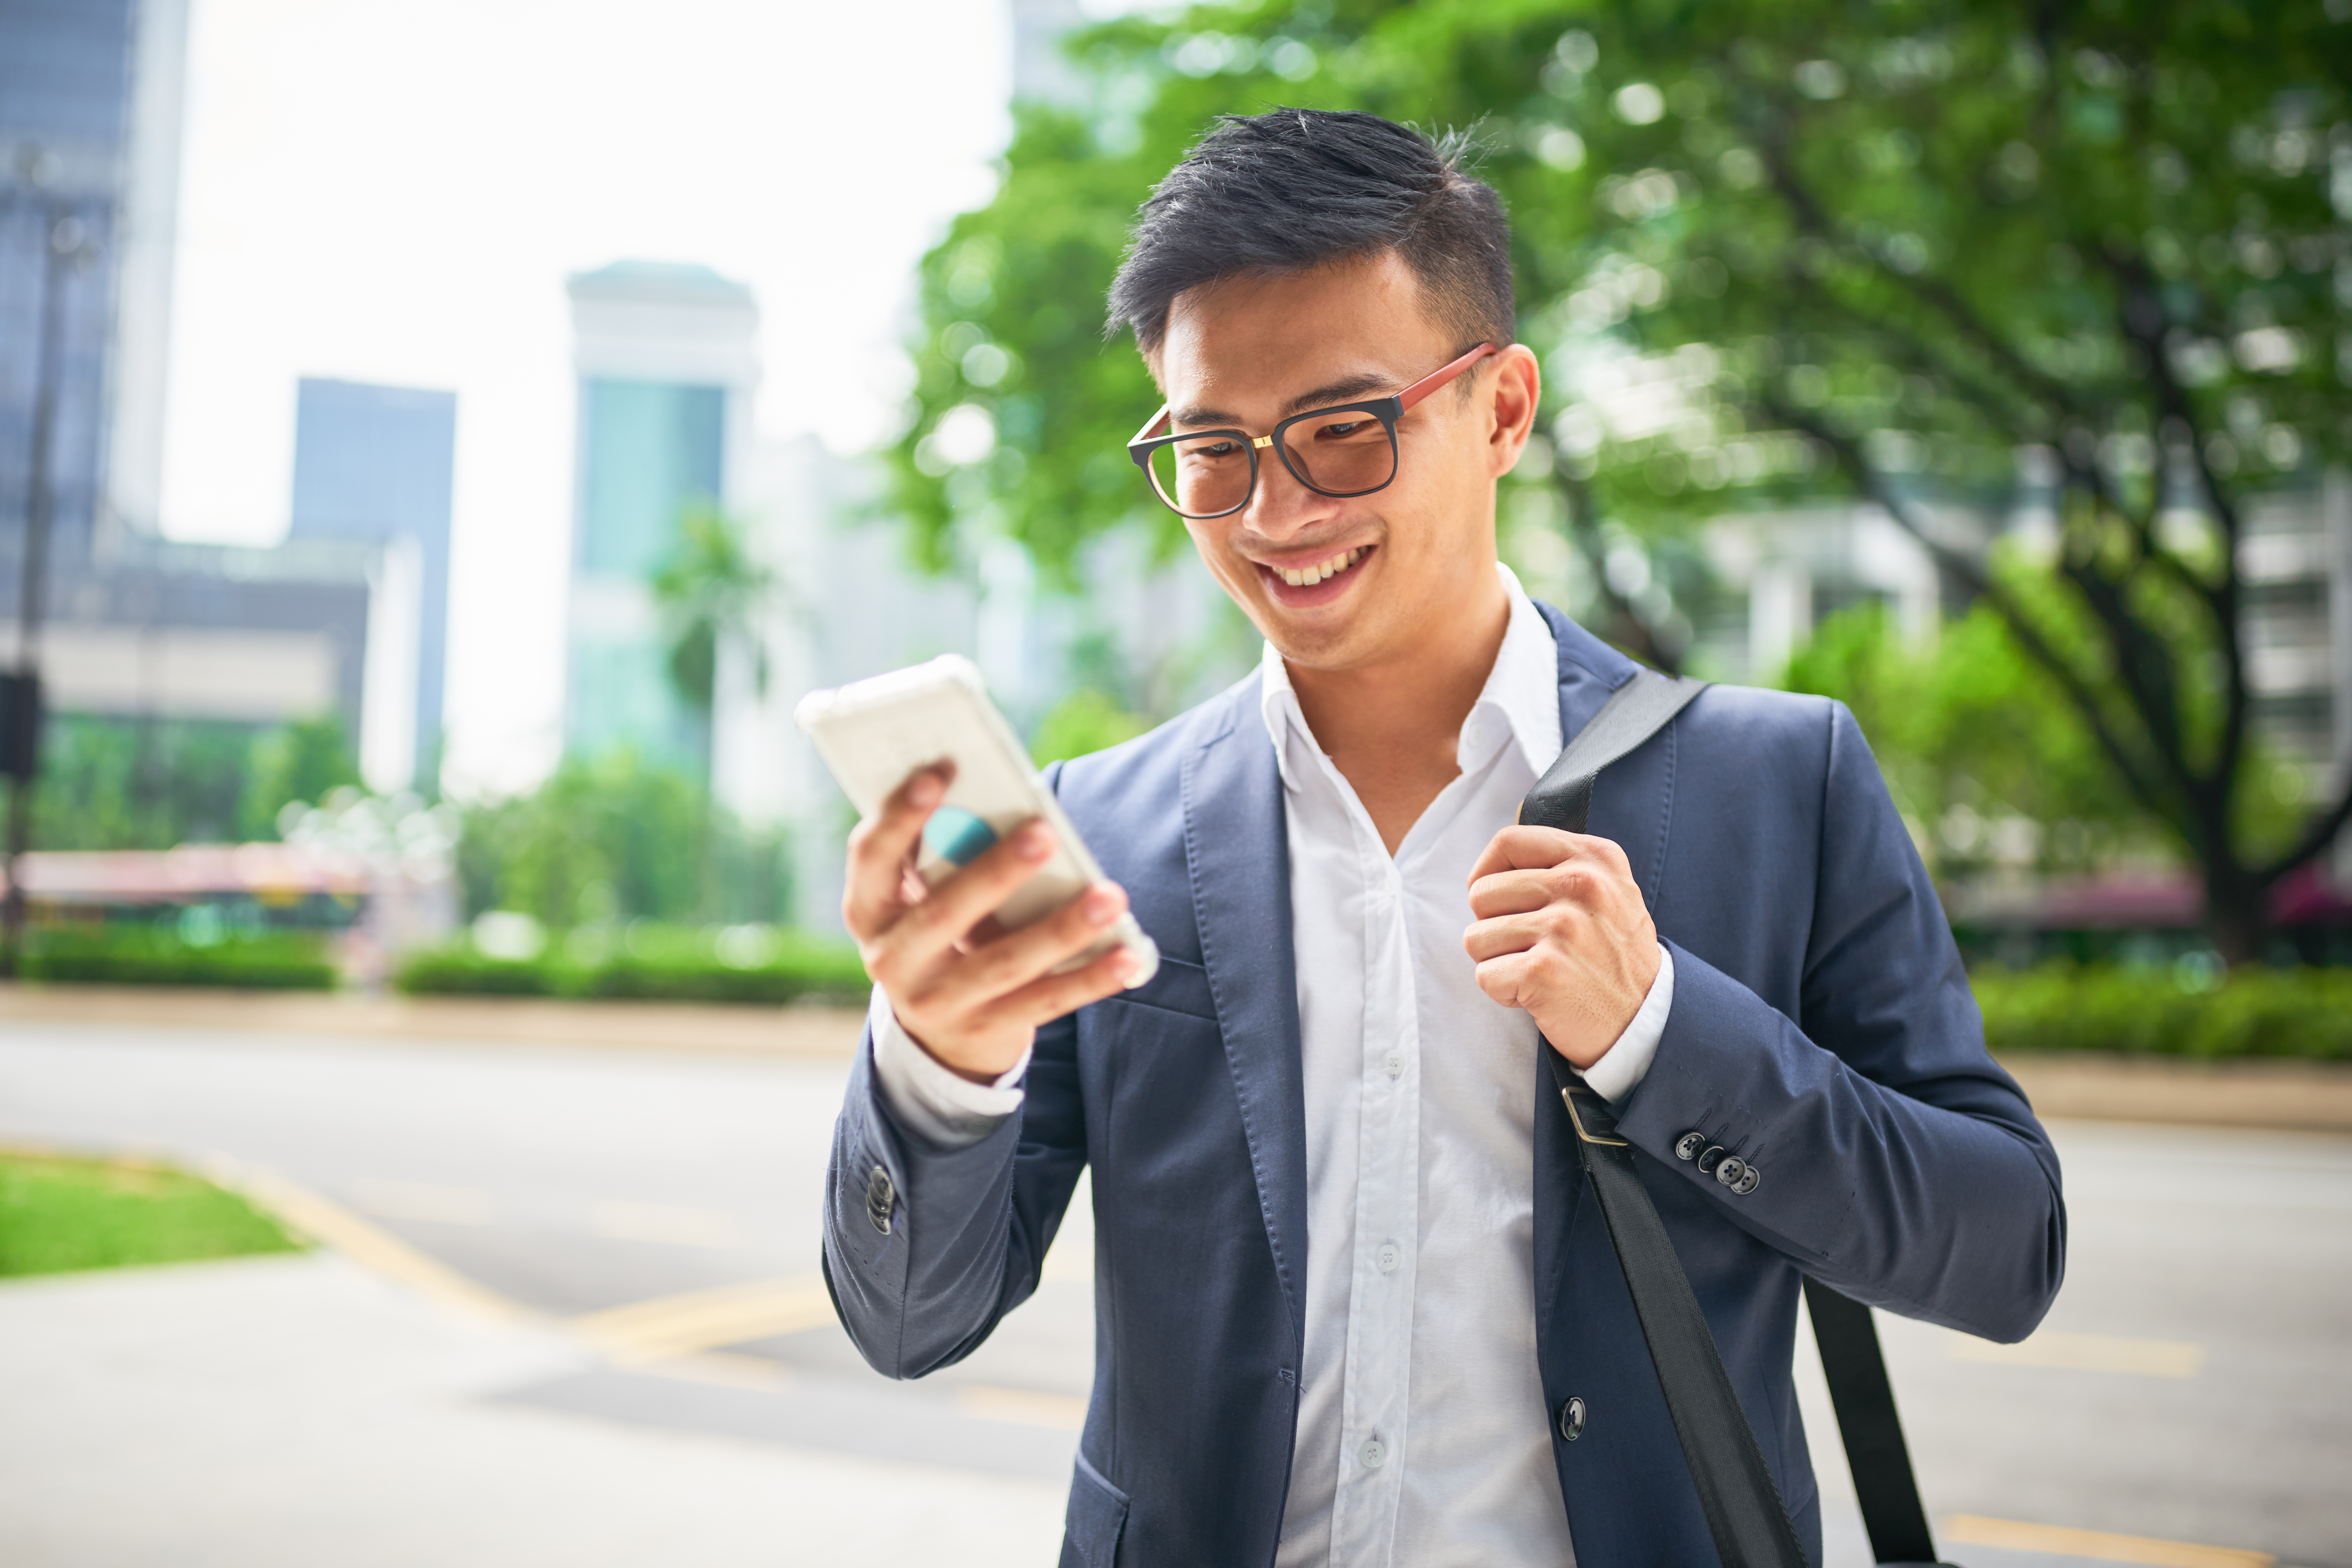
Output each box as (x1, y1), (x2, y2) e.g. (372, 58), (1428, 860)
(289, 378), (457, 790)
(2, 0), (392, 784)
(564, 260), (758, 774)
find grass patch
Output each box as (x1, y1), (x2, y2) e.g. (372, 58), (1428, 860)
(0, 1150), (302, 1279)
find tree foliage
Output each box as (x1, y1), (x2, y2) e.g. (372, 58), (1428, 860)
(32, 713), (360, 850)
(452, 749), (790, 928)
(650, 505), (773, 713)
(892, 0), (2352, 955)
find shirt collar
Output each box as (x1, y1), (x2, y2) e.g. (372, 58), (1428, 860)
(1258, 562), (1563, 788)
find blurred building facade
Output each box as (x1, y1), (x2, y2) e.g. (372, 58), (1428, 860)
(289, 378), (457, 793)
(1, 0), (428, 798)
(563, 261), (758, 776)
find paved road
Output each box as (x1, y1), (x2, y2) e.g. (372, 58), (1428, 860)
(2, 1017), (2346, 1567)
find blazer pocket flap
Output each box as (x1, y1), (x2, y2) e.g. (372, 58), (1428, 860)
(1111, 951), (1215, 1020)
(1062, 1451), (1130, 1568)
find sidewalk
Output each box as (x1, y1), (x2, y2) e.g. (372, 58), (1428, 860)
(0, 1252), (1065, 1568)
(7, 981), (2351, 1130)
(0, 982), (867, 1057)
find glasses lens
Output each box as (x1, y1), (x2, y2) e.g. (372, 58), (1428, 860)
(1147, 434), (1255, 517)
(1280, 410), (1397, 497)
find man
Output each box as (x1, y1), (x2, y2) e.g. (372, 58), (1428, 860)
(824, 109), (2063, 1567)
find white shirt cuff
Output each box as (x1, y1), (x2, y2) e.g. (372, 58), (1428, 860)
(868, 984), (1031, 1149)
(1580, 944), (1674, 1105)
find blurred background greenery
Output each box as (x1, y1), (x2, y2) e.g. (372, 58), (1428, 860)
(15, 0), (2352, 1016)
(892, 0), (2351, 967)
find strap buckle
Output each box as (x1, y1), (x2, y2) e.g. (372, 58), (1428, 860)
(1553, 1056), (1630, 1147)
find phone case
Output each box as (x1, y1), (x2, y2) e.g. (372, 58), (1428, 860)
(793, 655), (1160, 985)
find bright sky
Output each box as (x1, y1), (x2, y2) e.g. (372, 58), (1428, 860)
(158, 0), (1016, 795)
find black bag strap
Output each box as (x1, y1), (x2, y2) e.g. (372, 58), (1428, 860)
(1523, 670), (1949, 1568)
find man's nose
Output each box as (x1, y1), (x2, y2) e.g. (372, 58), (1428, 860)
(1241, 445), (1332, 539)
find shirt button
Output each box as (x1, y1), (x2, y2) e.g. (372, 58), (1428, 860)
(1382, 1052), (1404, 1079)
(1374, 1242), (1400, 1274)
(1358, 1438), (1387, 1470)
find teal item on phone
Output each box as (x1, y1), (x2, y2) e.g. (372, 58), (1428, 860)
(922, 806), (998, 867)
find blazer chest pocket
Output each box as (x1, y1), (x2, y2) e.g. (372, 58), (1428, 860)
(1061, 1452), (1130, 1568)
(1106, 951), (1215, 1022)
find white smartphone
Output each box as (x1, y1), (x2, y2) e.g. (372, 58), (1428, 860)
(793, 654), (1160, 986)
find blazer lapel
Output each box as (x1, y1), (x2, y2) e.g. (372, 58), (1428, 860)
(1180, 679), (1311, 1350)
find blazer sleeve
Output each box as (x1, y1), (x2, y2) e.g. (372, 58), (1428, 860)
(1611, 699), (2067, 1343)
(821, 766), (1093, 1380)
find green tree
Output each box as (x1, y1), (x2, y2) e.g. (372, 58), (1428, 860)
(453, 749), (791, 929)
(29, 713), (357, 851)
(238, 715), (363, 838)
(893, 0), (2351, 960)
(650, 506), (774, 713)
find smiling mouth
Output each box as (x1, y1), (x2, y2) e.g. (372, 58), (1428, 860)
(1263, 545), (1369, 588)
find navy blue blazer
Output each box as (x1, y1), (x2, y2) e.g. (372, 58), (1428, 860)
(823, 604), (2065, 1568)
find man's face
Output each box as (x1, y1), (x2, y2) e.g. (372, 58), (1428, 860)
(1151, 250), (1536, 673)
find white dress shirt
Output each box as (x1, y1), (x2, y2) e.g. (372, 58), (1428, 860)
(872, 565), (1675, 1565)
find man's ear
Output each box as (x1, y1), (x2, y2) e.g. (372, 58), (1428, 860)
(1485, 344), (1542, 479)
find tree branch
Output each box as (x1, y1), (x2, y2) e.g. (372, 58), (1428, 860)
(1555, 468), (1684, 675)
(1762, 394), (2180, 824)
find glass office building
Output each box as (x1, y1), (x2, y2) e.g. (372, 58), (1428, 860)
(563, 261), (757, 776)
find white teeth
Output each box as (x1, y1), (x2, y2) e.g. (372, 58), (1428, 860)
(1275, 547), (1365, 588)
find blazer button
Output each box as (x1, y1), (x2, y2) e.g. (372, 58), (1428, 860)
(1732, 1164), (1762, 1196)
(1558, 1395), (1586, 1441)
(1714, 1156), (1749, 1189)
(1673, 1131), (1707, 1161)
(865, 1164), (895, 1235)
(1695, 1144), (1729, 1175)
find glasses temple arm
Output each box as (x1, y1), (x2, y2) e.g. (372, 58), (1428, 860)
(1394, 342), (1503, 413)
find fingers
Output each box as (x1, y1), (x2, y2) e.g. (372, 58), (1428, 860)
(1463, 907), (1566, 964)
(844, 764), (952, 938)
(1466, 826), (1630, 885)
(1470, 949), (1543, 1011)
(905, 877), (1129, 1013)
(891, 817), (1061, 965)
(978, 940), (1145, 1034)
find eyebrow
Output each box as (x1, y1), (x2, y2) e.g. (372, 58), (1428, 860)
(1171, 370), (1399, 430)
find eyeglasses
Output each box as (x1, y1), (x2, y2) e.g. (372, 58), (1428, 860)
(1127, 342), (1502, 520)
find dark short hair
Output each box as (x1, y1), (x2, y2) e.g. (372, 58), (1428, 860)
(1106, 108), (1515, 358)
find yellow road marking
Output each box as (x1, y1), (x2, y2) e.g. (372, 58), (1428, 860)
(1943, 1515), (2274, 1567)
(954, 1385), (1087, 1431)
(214, 1160), (535, 1326)
(348, 1178), (496, 1227)
(569, 1275), (837, 1363)
(1948, 1329), (2205, 1378)
(592, 1201), (745, 1250)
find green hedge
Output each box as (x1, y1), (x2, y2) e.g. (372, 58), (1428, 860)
(396, 923), (869, 1007)
(1973, 962), (2352, 1061)
(19, 927), (339, 991)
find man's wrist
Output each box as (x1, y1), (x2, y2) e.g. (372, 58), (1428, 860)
(868, 986), (1029, 1149)
(1581, 944), (1675, 1103)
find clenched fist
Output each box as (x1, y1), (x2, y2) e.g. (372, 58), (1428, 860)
(1462, 826), (1660, 1069)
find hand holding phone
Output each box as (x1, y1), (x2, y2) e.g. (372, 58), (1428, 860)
(797, 656), (1158, 1079)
